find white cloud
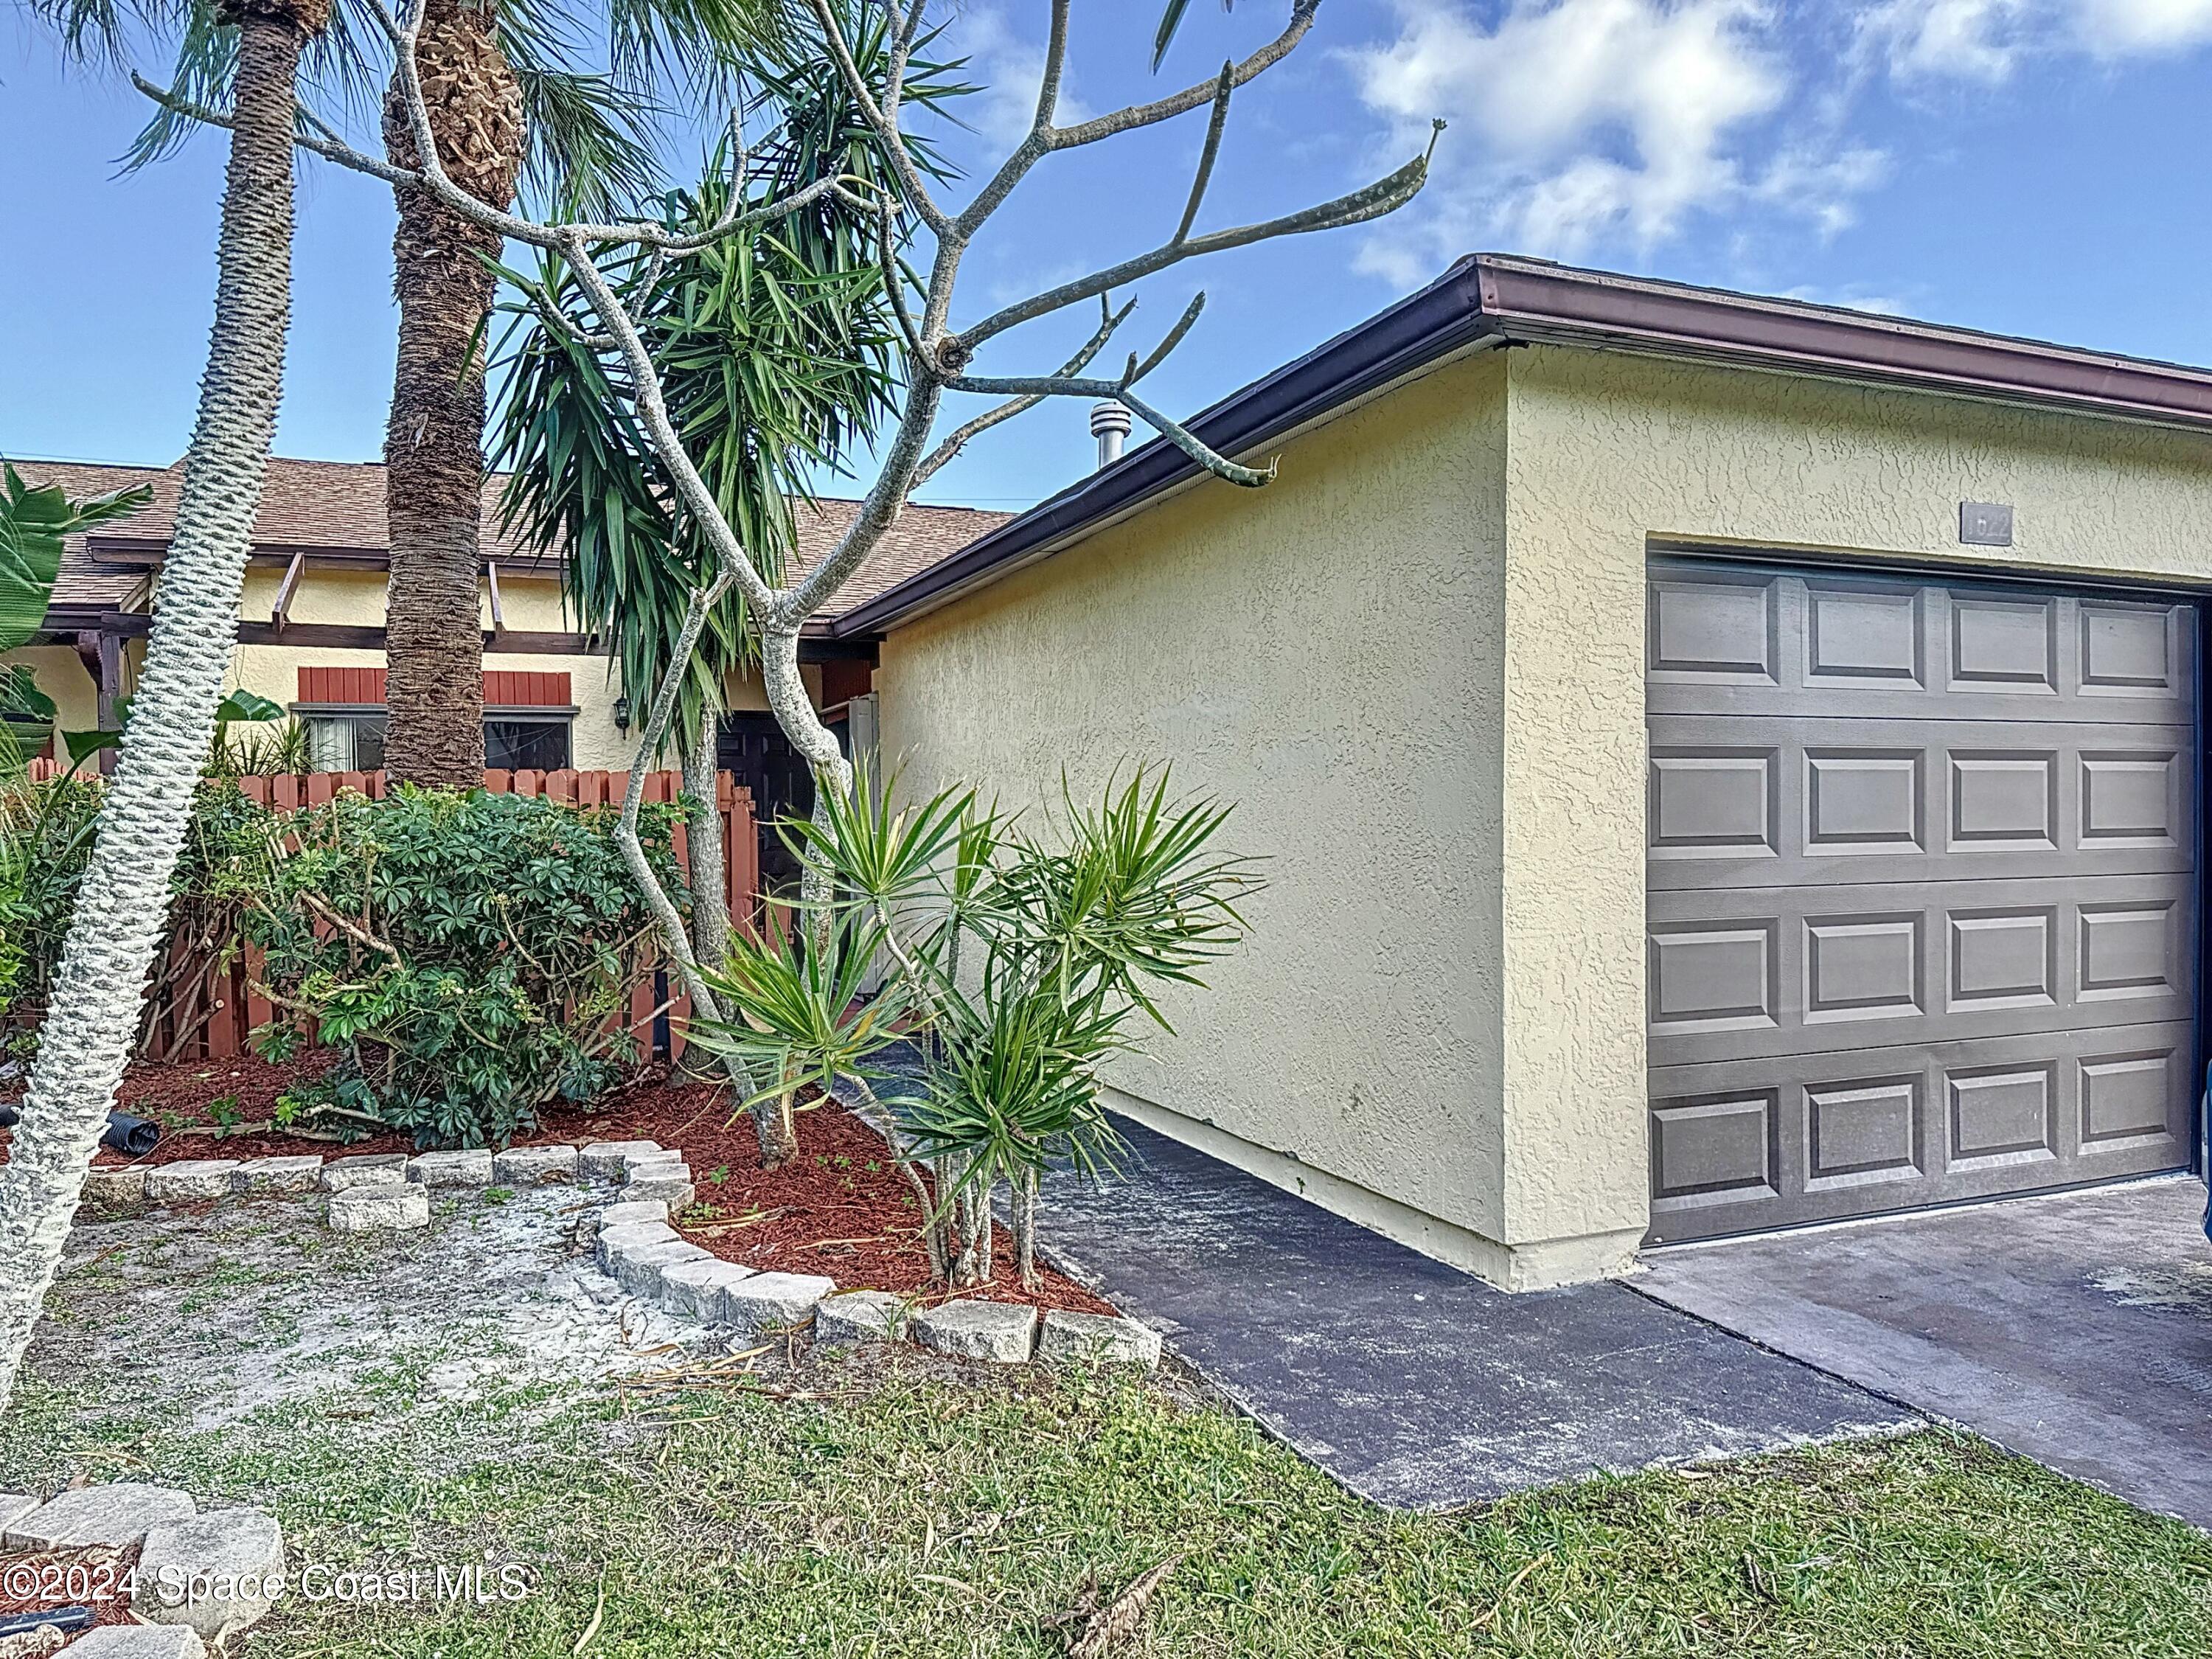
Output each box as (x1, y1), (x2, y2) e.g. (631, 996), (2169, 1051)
(2076, 0), (2212, 53)
(944, 8), (1089, 154)
(1865, 0), (2212, 80)
(1348, 1), (1865, 279)
(1860, 0), (2034, 79)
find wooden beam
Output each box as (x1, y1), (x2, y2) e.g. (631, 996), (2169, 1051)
(268, 546), (307, 636)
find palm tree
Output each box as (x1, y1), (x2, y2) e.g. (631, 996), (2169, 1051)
(114, 0), (772, 789)
(0, 0), (330, 1406)
(380, 0), (784, 785)
(378, 0), (526, 785)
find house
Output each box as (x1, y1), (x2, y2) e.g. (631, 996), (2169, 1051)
(827, 254), (2212, 1292)
(5, 456), (1004, 830)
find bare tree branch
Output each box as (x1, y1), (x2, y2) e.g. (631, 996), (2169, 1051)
(1126, 292), (1206, 387)
(942, 373), (1275, 488)
(132, 73), (420, 186)
(914, 293), (1138, 488)
(956, 137), (1438, 352)
(1173, 63), (1234, 246)
(800, 0), (948, 234)
(1049, 0), (1319, 151)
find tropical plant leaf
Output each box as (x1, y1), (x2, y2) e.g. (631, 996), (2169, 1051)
(1152, 0), (1234, 72)
(0, 463), (150, 653)
(213, 688), (286, 723)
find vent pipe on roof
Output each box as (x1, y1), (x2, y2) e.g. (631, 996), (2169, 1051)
(1089, 400), (1133, 470)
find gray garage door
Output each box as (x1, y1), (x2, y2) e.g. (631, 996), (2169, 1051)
(1645, 557), (2199, 1245)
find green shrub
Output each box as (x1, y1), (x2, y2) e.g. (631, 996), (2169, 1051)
(0, 773), (108, 1018)
(230, 787), (687, 1147)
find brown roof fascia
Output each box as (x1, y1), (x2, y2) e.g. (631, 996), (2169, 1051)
(838, 252), (2212, 636)
(1473, 255), (2212, 428)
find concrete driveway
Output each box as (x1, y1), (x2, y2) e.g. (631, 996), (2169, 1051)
(1637, 1175), (2212, 1530)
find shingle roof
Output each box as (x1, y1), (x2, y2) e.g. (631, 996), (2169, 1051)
(10, 456), (1011, 622)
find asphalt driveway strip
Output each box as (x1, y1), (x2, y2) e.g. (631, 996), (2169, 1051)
(1637, 1175), (2212, 1531)
(1029, 1118), (1917, 1511)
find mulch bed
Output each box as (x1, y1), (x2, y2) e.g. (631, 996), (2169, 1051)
(4, 1057), (1113, 1316)
(0, 1543), (139, 1635)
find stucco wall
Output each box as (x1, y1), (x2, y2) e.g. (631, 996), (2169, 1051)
(879, 352), (1515, 1276)
(5, 560), (825, 772)
(1495, 343), (2212, 1265)
(879, 335), (2212, 1291)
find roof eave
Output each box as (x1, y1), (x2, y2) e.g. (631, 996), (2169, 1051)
(841, 252), (2212, 637)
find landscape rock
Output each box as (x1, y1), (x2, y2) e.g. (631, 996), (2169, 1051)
(327, 1183), (430, 1233)
(143, 1161), (240, 1203)
(619, 1166), (695, 1210)
(594, 1220), (679, 1271)
(718, 1272), (835, 1333)
(52, 1630), (206, 1659)
(231, 1155), (323, 1195)
(655, 1257), (756, 1321)
(319, 1154), (408, 1193)
(579, 1139), (662, 1181)
(407, 1149), (495, 1187)
(5, 1484), (195, 1551)
(913, 1299), (1039, 1364)
(492, 1144), (577, 1185)
(81, 1166), (148, 1207)
(1037, 1310), (1162, 1370)
(815, 1289), (908, 1346)
(612, 1239), (713, 1297)
(597, 1199), (668, 1230)
(133, 1508), (285, 1640)
(0, 1493), (37, 1530)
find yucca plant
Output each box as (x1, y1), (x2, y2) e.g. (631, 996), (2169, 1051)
(695, 761), (1258, 1289)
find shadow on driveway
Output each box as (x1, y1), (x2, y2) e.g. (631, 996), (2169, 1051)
(1033, 1118), (1916, 1511)
(1638, 1176), (2212, 1530)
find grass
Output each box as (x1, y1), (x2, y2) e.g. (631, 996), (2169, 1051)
(10, 1358), (2207, 1658)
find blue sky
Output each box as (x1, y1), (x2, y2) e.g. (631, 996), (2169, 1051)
(7, 1), (2212, 512)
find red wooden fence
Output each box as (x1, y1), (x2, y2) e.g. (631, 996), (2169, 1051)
(21, 764), (759, 1065)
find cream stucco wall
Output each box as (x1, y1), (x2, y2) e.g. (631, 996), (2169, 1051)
(1494, 343), (2212, 1267)
(880, 352), (1520, 1279)
(878, 335), (2212, 1292)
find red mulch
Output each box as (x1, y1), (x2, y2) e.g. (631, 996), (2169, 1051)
(0, 1543), (139, 1632)
(4, 1057), (1114, 1315)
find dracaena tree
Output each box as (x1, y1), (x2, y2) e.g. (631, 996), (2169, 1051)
(0, 0), (333, 1408)
(133, 0), (1435, 1171)
(490, 13), (964, 975)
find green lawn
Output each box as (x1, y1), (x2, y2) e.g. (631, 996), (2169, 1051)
(11, 1356), (2208, 1658)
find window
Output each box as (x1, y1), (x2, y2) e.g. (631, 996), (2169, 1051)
(485, 715), (571, 771)
(294, 668), (575, 774)
(305, 712), (386, 772)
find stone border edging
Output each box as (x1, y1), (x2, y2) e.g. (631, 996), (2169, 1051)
(80, 1140), (1162, 1371)
(1, 1484), (284, 1655)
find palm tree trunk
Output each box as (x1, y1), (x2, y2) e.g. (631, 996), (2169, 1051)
(682, 692), (731, 971)
(380, 0), (522, 788)
(0, 0), (321, 1407)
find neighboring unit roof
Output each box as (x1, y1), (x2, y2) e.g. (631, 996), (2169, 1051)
(10, 457), (169, 618)
(833, 252), (2212, 636)
(8, 456), (1010, 625)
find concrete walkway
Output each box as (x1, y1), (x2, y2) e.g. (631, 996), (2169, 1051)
(1032, 1119), (1915, 1510)
(1638, 1176), (2212, 1531)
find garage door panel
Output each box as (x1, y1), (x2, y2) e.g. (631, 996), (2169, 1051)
(1648, 874), (2192, 1065)
(1647, 557), (2197, 1244)
(1649, 715), (2194, 888)
(1648, 566), (2194, 724)
(1646, 1020), (2194, 1243)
